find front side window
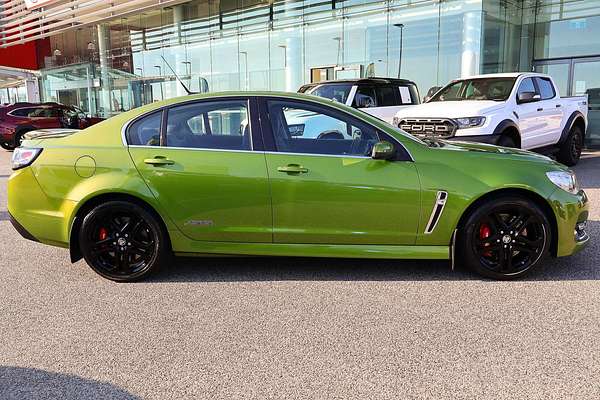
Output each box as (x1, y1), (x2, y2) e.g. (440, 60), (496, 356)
(517, 78), (537, 97)
(304, 84), (353, 104)
(353, 86), (376, 108)
(535, 77), (556, 100)
(127, 111), (162, 146)
(166, 100), (250, 150)
(430, 78), (516, 102)
(267, 100), (379, 157)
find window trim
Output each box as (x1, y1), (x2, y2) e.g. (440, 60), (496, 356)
(123, 96), (263, 152)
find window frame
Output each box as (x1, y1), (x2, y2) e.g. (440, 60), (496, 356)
(123, 96), (263, 152)
(257, 96), (412, 161)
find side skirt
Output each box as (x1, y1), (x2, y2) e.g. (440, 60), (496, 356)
(171, 236), (449, 260)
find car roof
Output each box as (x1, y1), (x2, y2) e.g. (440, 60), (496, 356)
(300, 77), (417, 87)
(452, 72), (552, 80)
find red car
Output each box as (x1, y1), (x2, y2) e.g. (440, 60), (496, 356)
(0, 102), (104, 150)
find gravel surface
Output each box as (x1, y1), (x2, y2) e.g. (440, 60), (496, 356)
(0, 150), (599, 399)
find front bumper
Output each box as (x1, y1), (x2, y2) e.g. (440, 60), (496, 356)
(445, 134), (501, 145)
(549, 188), (589, 257)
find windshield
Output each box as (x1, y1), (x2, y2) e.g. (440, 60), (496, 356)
(304, 83), (353, 104)
(429, 77), (516, 102)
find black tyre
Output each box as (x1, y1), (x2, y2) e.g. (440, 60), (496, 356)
(497, 134), (517, 148)
(458, 196), (551, 280)
(79, 201), (169, 282)
(557, 125), (583, 166)
(0, 140), (15, 151)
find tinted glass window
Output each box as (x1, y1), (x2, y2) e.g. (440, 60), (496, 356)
(30, 107), (59, 117)
(166, 100), (250, 150)
(127, 111), (162, 146)
(10, 108), (35, 117)
(267, 100), (379, 156)
(376, 86), (397, 106)
(305, 84), (353, 104)
(517, 78), (536, 96)
(535, 77), (556, 100)
(353, 86), (376, 108)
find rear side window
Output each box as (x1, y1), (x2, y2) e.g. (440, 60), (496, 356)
(127, 111), (162, 146)
(353, 86), (376, 108)
(165, 100), (250, 150)
(9, 107), (35, 117)
(376, 86), (398, 107)
(535, 77), (556, 100)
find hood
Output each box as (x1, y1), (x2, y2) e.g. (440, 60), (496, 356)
(433, 139), (560, 165)
(395, 100), (505, 119)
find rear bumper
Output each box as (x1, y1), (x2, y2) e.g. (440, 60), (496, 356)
(8, 211), (39, 242)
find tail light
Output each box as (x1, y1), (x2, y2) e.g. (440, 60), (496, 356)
(11, 147), (42, 170)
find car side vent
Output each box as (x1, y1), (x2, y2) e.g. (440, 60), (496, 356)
(424, 191), (448, 234)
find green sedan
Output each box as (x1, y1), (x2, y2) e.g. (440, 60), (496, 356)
(7, 92), (589, 281)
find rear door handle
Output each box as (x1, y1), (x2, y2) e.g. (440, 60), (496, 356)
(556, 104), (562, 108)
(144, 156), (175, 166)
(537, 108), (543, 112)
(277, 164), (309, 174)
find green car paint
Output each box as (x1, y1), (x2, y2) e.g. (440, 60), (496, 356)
(7, 91), (589, 263)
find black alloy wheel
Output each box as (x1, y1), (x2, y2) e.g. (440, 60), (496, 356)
(459, 196), (551, 279)
(557, 125), (583, 166)
(0, 140), (14, 150)
(79, 201), (167, 282)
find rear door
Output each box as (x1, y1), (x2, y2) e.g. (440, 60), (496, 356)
(127, 97), (272, 242)
(259, 97), (421, 245)
(533, 76), (564, 146)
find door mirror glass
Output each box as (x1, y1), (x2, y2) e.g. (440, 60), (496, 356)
(371, 141), (395, 160)
(517, 91), (541, 104)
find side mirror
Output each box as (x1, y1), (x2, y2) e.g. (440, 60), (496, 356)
(371, 141), (395, 160)
(517, 91), (541, 104)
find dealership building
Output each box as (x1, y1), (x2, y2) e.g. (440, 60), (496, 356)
(0, 0), (598, 144)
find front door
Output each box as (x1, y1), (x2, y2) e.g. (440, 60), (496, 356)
(127, 98), (272, 243)
(514, 77), (545, 149)
(260, 97), (420, 245)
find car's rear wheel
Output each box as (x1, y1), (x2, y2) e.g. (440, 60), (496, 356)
(79, 201), (168, 282)
(557, 125), (583, 166)
(458, 196), (551, 280)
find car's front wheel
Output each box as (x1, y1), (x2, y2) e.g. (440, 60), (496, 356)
(0, 140), (15, 150)
(458, 195), (551, 280)
(79, 201), (168, 282)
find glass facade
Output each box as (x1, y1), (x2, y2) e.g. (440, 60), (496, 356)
(28, 0), (600, 144)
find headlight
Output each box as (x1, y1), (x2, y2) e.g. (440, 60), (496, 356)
(11, 147), (42, 170)
(455, 116), (486, 129)
(546, 170), (580, 194)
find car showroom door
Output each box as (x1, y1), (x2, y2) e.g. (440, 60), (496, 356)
(259, 97), (421, 245)
(126, 98), (272, 243)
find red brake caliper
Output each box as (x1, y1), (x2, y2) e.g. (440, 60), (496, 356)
(99, 227), (108, 241)
(479, 223), (492, 257)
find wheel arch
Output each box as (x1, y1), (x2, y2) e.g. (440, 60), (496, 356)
(455, 187), (558, 257)
(69, 192), (172, 263)
(559, 111), (586, 144)
(493, 119), (521, 148)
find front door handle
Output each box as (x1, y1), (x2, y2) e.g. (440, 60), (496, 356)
(537, 107), (544, 112)
(556, 104), (562, 108)
(144, 156), (175, 166)
(277, 164), (308, 174)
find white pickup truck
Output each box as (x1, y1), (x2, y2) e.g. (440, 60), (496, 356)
(392, 73), (588, 166)
(298, 78), (420, 125)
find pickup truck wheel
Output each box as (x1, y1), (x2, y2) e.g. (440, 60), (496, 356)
(557, 125), (583, 166)
(458, 196), (551, 280)
(497, 135), (517, 148)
